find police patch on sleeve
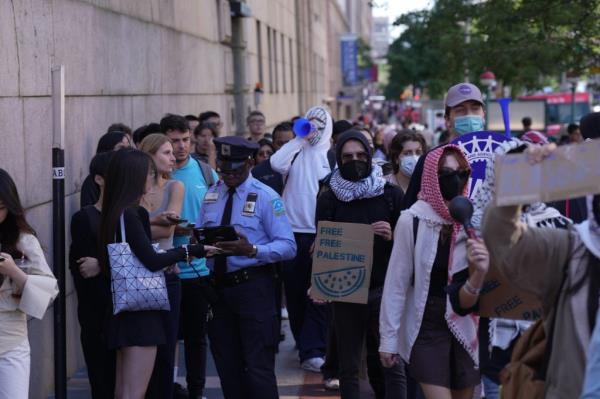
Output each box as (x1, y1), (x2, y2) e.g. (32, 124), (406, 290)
(271, 198), (286, 217)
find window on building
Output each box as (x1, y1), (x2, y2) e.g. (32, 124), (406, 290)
(273, 30), (279, 93)
(289, 38), (294, 93)
(256, 21), (263, 86)
(267, 27), (273, 93)
(281, 33), (286, 93)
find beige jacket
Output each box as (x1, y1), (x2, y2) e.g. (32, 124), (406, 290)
(0, 233), (58, 355)
(482, 205), (590, 399)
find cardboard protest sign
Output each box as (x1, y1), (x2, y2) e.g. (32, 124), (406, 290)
(451, 131), (511, 200)
(311, 221), (373, 304)
(479, 266), (542, 321)
(495, 140), (600, 206)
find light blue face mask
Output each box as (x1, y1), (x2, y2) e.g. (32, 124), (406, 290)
(453, 115), (485, 135)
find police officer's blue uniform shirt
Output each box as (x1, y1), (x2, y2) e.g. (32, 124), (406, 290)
(196, 175), (296, 273)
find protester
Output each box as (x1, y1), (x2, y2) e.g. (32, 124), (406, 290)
(196, 136), (296, 399)
(386, 131), (427, 192)
(80, 130), (132, 208)
(69, 152), (115, 399)
(272, 122), (294, 151)
(139, 134), (185, 399)
(199, 111), (222, 135)
(192, 122), (218, 168)
(256, 138), (275, 164)
(481, 141), (600, 398)
(380, 144), (488, 399)
(0, 169), (58, 399)
(568, 123), (584, 143)
(444, 83), (486, 141)
(98, 149), (211, 399)
(247, 110), (267, 142)
(270, 106), (333, 371)
(317, 130), (406, 398)
(373, 126), (397, 162)
(162, 113), (218, 398)
(471, 139), (570, 399)
(521, 116), (532, 133)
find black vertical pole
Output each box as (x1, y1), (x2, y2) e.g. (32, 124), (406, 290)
(52, 65), (67, 399)
(52, 149), (66, 399)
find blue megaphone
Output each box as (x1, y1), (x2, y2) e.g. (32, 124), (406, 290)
(293, 118), (315, 138)
(498, 98), (512, 138)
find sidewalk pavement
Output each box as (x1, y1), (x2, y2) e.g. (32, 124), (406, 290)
(49, 320), (377, 399)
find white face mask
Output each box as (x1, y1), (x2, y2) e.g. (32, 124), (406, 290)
(399, 154), (420, 177)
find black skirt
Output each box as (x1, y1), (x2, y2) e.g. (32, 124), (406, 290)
(408, 295), (480, 390)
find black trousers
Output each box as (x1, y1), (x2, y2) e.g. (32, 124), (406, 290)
(179, 278), (210, 397)
(332, 291), (407, 399)
(72, 273), (115, 399)
(146, 274), (182, 399)
(281, 232), (327, 362)
(208, 275), (279, 399)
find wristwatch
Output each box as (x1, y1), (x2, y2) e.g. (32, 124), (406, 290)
(249, 245), (258, 258)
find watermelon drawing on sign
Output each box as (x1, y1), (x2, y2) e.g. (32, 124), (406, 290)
(313, 266), (366, 298)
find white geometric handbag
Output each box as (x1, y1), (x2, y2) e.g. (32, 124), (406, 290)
(108, 214), (170, 315)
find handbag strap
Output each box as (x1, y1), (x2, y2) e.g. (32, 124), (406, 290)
(119, 214), (127, 243)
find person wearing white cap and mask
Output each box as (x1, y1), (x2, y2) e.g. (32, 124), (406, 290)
(444, 83), (486, 142)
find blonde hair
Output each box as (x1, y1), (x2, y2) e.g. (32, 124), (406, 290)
(139, 133), (173, 179)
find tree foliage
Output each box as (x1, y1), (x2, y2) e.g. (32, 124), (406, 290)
(385, 0), (600, 99)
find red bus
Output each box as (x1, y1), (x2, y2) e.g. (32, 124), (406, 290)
(519, 92), (591, 136)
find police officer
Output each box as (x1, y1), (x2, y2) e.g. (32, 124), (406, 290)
(196, 136), (297, 399)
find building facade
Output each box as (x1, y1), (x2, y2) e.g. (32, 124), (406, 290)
(0, 0), (372, 396)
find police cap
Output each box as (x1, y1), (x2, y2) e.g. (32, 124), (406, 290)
(214, 136), (259, 170)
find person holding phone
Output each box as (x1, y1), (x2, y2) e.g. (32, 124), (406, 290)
(0, 168), (58, 399)
(98, 149), (213, 399)
(196, 136), (296, 399)
(139, 134), (186, 398)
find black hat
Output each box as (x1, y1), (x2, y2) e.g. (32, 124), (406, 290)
(214, 136), (259, 169)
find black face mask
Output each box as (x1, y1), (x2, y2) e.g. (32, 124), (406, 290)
(340, 160), (370, 181)
(438, 170), (469, 201)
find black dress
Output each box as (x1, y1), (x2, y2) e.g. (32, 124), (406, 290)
(106, 206), (189, 349)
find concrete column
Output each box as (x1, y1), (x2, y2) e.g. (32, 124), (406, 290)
(231, 16), (247, 136)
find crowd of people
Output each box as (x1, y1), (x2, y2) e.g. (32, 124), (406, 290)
(1, 80), (600, 399)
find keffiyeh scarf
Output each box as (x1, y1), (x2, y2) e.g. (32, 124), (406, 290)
(329, 163), (386, 202)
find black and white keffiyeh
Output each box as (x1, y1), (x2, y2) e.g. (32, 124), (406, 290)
(329, 163), (386, 202)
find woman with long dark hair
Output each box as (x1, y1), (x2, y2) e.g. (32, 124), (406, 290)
(98, 149), (210, 399)
(0, 169), (58, 399)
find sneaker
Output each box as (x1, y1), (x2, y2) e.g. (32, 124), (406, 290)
(324, 378), (340, 391)
(281, 307), (289, 320)
(301, 357), (325, 373)
(173, 382), (188, 399)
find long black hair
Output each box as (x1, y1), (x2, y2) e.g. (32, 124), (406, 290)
(0, 169), (35, 257)
(98, 149), (153, 271)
